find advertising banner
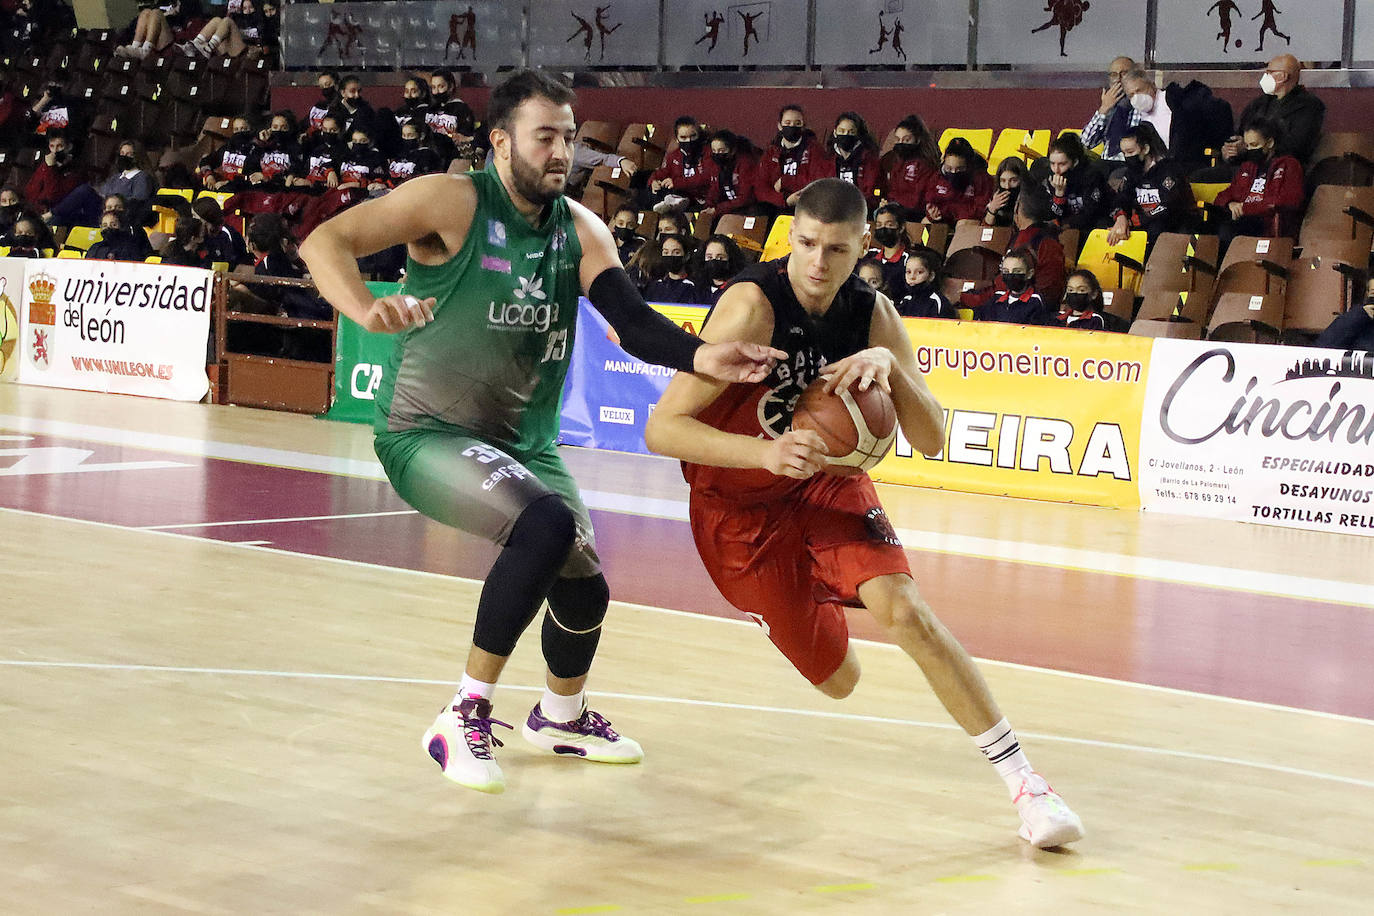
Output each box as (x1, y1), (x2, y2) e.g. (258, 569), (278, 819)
(870, 320), (1152, 508)
(16, 260), (211, 402)
(0, 258), (26, 384)
(1139, 339), (1374, 535)
(325, 282), (401, 424)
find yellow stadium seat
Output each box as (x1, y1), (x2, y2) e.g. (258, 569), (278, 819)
(761, 215), (793, 261)
(1077, 228), (1148, 292)
(196, 190), (235, 209)
(159, 188), (195, 201)
(1190, 182), (1229, 206)
(57, 249), (83, 259)
(144, 255), (162, 263)
(151, 206), (180, 235)
(211, 261), (229, 273)
(938, 128), (993, 161)
(64, 226), (102, 252)
(956, 307), (974, 321)
(0, 246), (8, 256)
(987, 129), (1051, 171)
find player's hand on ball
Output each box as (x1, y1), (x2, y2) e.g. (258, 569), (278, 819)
(822, 347), (895, 395)
(694, 341), (788, 383)
(764, 429), (829, 479)
(363, 294), (437, 333)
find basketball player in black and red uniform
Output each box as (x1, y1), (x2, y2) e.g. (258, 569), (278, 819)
(645, 178), (1084, 848)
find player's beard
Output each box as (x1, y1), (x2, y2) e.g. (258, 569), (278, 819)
(508, 137), (568, 207)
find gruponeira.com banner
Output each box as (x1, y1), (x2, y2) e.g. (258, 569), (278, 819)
(17, 260), (212, 401)
(871, 320), (1153, 508)
(1139, 339), (1374, 535)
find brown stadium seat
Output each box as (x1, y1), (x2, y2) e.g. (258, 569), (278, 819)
(1282, 256), (1365, 337)
(1306, 132), (1374, 187)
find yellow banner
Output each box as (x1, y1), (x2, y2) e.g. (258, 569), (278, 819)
(871, 320), (1153, 508)
(650, 303), (708, 336)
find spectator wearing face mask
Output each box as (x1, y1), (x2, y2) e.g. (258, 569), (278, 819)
(28, 79), (84, 140)
(984, 157), (1029, 227)
(200, 117), (259, 191)
(1225, 54), (1325, 169)
(809, 112), (881, 206)
(650, 116), (717, 215)
(1213, 118), (1305, 247)
(85, 211), (149, 262)
(606, 205), (645, 265)
(700, 130), (759, 226)
(424, 69), (478, 159)
(695, 234), (746, 306)
(301, 116), (345, 191)
(866, 203), (910, 297)
(1007, 184), (1066, 309)
(1080, 56), (1139, 162)
(897, 246), (957, 319)
(1119, 68), (1232, 174)
(388, 122), (446, 187)
(1314, 279), (1374, 352)
(755, 104), (818, 213)
(336, 126), (389, 193)
(921, 138), (994, 226)
(101, 140), (157, 212)
(879, 114), (940, 215)
(249, 111), (305, 190)
(1108, 124), (1197, 251)
(4, 214), (55, 258)
(0, 188), (22, 237)
(328, 75), (378, 138)
(160, 215), (214, 268)
(24, 133), (81, 213)
(1044, 133), (1109, 235)
(643, 233), (701, 304)
(392, 76), (431, 132)
(307, 71), (340, 134)
(193, 197), (250, 267)
(1055, 270), (1108, 330)
(50, 142), (157, 231)
(964, 248), (1054, 326)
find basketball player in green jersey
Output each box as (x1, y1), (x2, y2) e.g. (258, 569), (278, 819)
(301, 70), (783, 794)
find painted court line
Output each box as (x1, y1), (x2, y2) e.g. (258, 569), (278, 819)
(2, 416), (1368, 609)
(2, 658), (1371, 790)
(5, 503), (1372, 729)
(139, 509), (419, 531)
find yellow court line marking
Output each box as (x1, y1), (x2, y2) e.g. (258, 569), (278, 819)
(685, 893), (751, 904)
(1304, 859), (1363, 867)
(934, 874), (998, 884)
(811, 882), (877, 893)
(1181, 863), (1240, 872)
(1053, 867), (1123, 877)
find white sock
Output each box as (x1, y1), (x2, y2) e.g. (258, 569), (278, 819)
(973, 717), (1034, 798)
(541, 687), (584, 723)
(205, 34), (221, 49)
(139, 41), (152, 50)
(453, 673), (495, 708)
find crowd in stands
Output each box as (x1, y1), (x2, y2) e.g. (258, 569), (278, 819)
(1, 10), (1368, 345)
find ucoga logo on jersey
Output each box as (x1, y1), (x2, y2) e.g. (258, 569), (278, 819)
(487, 300), (560, 332)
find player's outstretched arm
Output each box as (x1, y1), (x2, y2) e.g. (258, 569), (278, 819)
(299, 174), (475, 333)
(644, 285), (828, 478)
(869, 293), (945, 458)
(570, 201), (784, 383)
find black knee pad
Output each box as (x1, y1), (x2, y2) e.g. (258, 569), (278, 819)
(472, 495), (577, 658)
(541, 574), (610, 679)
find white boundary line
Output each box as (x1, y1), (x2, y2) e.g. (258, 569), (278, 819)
(140, 509), (419, 531)
(3, 415), (1370, 608)
(2, 658), (1371, 790)
(3, 503), (1372, 730)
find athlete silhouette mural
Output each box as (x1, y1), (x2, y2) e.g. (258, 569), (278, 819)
(1208, 0), (1242, 51)
(568, 5), (621, 62)
(445, 6), (477, 61)
(1031, 0), (1090, 58)
(696, 10), (725, 52)
(869, 11), (906, 62)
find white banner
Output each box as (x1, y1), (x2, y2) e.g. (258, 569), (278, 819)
(1140, 339), (1374, 535)
(0, 257), (26, 385)
(17, 260), (211, 402)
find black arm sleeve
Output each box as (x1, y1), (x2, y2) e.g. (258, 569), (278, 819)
(587, 267), (703, 372)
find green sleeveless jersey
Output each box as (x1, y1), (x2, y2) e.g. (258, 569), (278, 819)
(375, 165), (584, 455)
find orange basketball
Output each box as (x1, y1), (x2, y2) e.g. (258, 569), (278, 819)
(792, 376), (898, 477)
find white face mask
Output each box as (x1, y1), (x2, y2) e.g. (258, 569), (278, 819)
(1260, 72), (1279, 95)
(1130, 92), (1154, 114)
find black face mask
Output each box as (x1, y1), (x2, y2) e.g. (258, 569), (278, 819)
(1124, 154), (1146, 176)
(834, 134), (860, 155)
(319, 88), (336, 102)
(401, 137), (420, 151)
(431, 89), (450, 104)
(270, 129), (293, 143)
(872, 226), (902, 249)
(232, 130), (253, 143)
(944, 169), (970, 191)
(612, 226), (637, 244)
(711, 151), (732, 168)
(1240, 148), (1269, 165)
(893, 142), (917, 159)
(678, 137), (702, 158)
(349, 141), (370, 151)
(705, 259), (733, 281)
(780, 125), (803, 143)
(0, 204), (17, 218)
(101, 227), (124, 242)
(319, 132), (340, 146)
(1063, 292), (1092, 312)
(115, 155), (134, 171)
(13, 234), (37, 247)
(661, 254), (686, 273)
(1001, 272), (1030, 293)
(999, 186), (1021, 211)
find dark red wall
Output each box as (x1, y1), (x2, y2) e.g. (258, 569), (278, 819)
(274, 84), (1374, 147)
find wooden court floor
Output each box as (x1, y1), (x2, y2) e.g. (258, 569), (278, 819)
(2, 385), (1373, 914)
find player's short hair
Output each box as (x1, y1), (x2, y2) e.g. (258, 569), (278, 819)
(1015, 183), (1052, 224)
(795, 178), (868, 228)
(488, 69), (577, 132)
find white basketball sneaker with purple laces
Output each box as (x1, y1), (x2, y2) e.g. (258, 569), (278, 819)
(422, 697), (512, 793)
(521, 703), (644, 763)
(1013, 772), (1084, 848)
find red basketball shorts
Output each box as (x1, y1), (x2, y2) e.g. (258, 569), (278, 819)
(688, 473), (911, 685)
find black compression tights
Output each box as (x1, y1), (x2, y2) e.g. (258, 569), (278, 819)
(471, 494), (576, 658)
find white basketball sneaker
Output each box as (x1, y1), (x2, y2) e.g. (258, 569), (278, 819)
(422, 697), (511, 794)
(521, 702), (644, 763)
(1012, 772), (1084, 848)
